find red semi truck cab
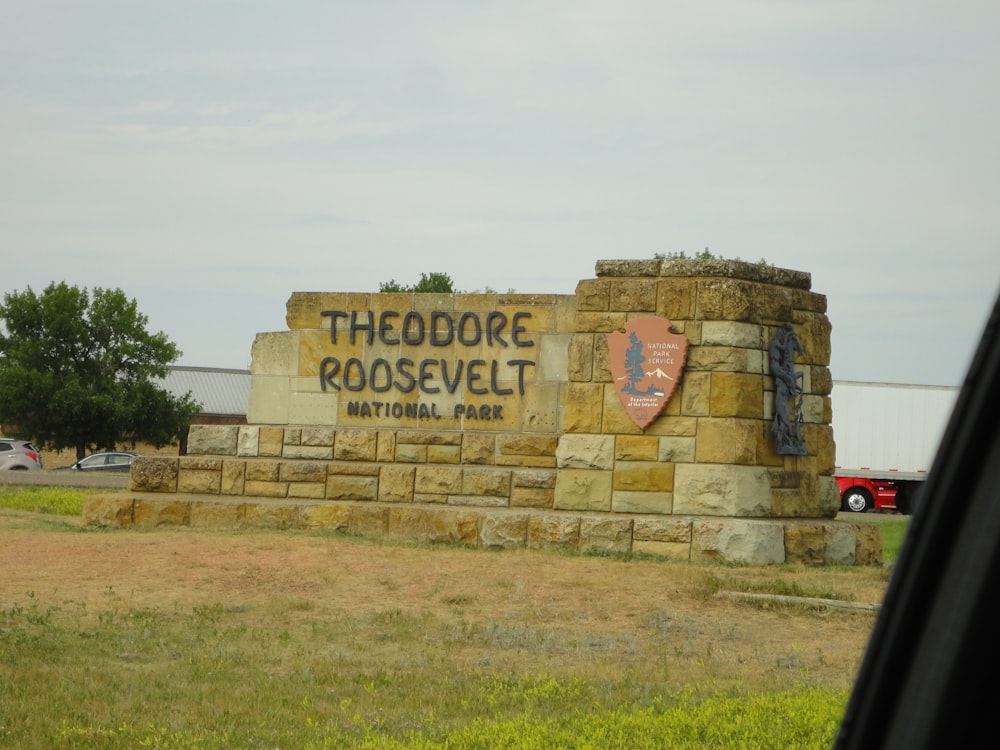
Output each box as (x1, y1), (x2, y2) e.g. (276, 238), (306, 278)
(835, 474), (925, 514)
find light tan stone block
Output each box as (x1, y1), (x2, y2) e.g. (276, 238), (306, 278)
(240, 502), (302, 529)
(395, 444), (427, 463)
(674, 464), (772, 516)
(178, 470), (221, 495)
(245, 460), (280, 482)
(700, 321), (765, 348)
(553, 469), (612, 511)
(479, 511), (528, 548)
(134, 498), (190, 527)
(690, 519), (785, 564)
(656, 277), (697, 320)
(82, 495), (134, 527)
(283, 444), (333, 460)
(633, 517), (692, 543)
(461, 433), (496, 464)
(611, 490), (672, 514)
(633, 540), (690, 560)
(512, 468), (557, 488)
(285, 292), (347, 329)
(351, 505), (390, 537)
(579, 517), (633, 554)
(427, 445), (461, 463)
(221, 461), (246, 495)
(658, 436), (695, 463)
(247, 375), (291, 425)
(301, 503), (352, 530)
(288, 483), (327, 499)
(251, 331), (300, 376)
(510, 486), (554, 508)
(379, 464), (415, 502)
(387, 507), (479, 546)
(694, 418), (760, 465)
(415, 465), (463, 495)
(377, 431), (396, 462)
(615, 435), (659, 461)
(237, 427), (260, 457)
(556, 434), (615, 469)
(519, 382), (561, 434)
(567, 333), (594, 381)
(498, 434), (558, 456)
(325, 474), (378, 502)
(462, 468), (511, 497)
(710, 372), (764, 418)
(129, 457), (178, 493)
(188, 425), (239, 456)
(527, 514), (580, 550)
(258, 427), (284, 457)
(279, 461), (327, 483)
(613, 461), (675, 492)
(575, 312), (627, 333)
(680, 371), (711, 416)
(695, 278), (755, 322)
(562, 382), (603, 433)
(576, 278), (610, 311)
(190, 500), (239, 528)
(609, 278), (657, 312)
(243, 480), (289, 498)
(334, 429), (378, 461)
(793, 311), (832, 366)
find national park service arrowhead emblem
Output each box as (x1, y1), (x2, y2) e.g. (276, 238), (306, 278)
(607, 316), (688, 430)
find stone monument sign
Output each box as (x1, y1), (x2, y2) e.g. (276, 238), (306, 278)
(85, 258), (881, 566)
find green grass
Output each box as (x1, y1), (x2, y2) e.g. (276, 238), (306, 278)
(0, 588), (848, 748)
(0, 484), (87, 515)
(0, 486), (904, 748)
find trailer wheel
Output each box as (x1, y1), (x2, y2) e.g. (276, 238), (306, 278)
(842, 488), (872, 513)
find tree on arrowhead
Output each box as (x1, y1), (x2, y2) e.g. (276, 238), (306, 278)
(0, 282), (200, 460)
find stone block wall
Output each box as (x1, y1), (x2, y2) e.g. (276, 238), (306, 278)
(90, 258), (879, 565)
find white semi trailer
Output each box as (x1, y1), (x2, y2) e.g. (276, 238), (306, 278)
(831, 380), (959, 513)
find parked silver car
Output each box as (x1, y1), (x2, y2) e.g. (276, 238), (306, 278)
(0, 439), (44, 470)
(60, 451), (136, 473)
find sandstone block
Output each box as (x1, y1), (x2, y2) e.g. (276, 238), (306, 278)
(613, 461), (675, 492)
(655, 277), (697, 320)
(567, 334), (594, 381)
(633, 517), (692, 543)
(243, 480), (289, 498)
(379, 465), (415, 502)
(674, 464), (772, 516)
(377, 431), (396, 461)
(609, 278), (658, 312)
(240, 502), (302, 529)
(247, 375), (291, 425)
(250, 331), (300, 376)
(658, 436), (695, 463)
(427, 445), (461, 463)
(710, 372), (764, 418)
(325, 474), (378, 502)
(189, 500), (239, 527)
(82, 494), (134, 527)
(246, 460), (281, 482)
(394, 444), (427, 463)
(188, 424), (239, 456)
(579, 517), (633, 554)
(510, 487), (554, 508)
(694, 418), (761, 465)
(462, 467), (511, 497)
(512, 468), (557, 488)
(351, 505), (390, 537)
(498, 434), (558, 457)
(221, 461), (246, 495)
(575, 279), (610, 311)
(553, 468), (612, 511)
(288, 483), (327, 499)
(461, 433), (496, 464)
(700, 321), (765, 349)
(695, 278), (756, 322)
(134, 498), (191, 527)
(237, 426), (260, 457)
(283, 444), (332, 460)
(575, 312), (627, 333)
(691, 519), (785, 564)
(178, 469), (221, 495)
(562, 383), (604, 433)
(129, 457), (179, 493)
(387, 507), (479, 546)
(280, 461), (327, 483)
(479, 511), (529, 548)
(784, 523), (828, 565)
(258, 427), (285, 456)
(301, 503), (352, 531)
(615, 435), (659, 462)
(527, 514), (581, 550)
(611, 490), (672, 514)
(335, 429), (378, 461)
(415, 465), (464, 495)
(556, 434), (615, 470)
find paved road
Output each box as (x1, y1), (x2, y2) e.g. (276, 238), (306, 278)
(0, 470), (128, 490)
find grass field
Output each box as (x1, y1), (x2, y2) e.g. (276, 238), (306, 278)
(0, 486), (909, 749)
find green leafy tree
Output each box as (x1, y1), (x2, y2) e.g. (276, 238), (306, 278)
(0, 282), (201, 460)
(379, 272), (456, 293)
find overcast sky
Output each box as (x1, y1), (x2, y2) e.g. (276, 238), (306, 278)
(3, 1), (998, 386)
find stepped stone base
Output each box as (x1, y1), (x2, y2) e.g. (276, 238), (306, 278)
(82, 493), (881, 566)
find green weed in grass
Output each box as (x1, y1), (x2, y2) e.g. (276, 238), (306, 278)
(0, 485), (88, 515)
